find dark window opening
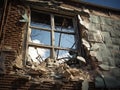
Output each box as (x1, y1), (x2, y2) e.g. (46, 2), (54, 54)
(31, 11), (51, 29)
(55, 16), (73, 30)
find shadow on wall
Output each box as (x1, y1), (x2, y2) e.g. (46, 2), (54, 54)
(11, 78), (28, 90)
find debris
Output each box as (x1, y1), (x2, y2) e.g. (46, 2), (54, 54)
(63, 69), (72, 79)
(45, 58), (54, 67)
(27, 69), (42, 75)
(77, 56), (86, 63)
(19, 10), (29, 22)
(11, 54), (92, 83)
(13, 55), (23, 69)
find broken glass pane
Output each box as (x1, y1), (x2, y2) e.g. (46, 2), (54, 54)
(31, 11), (51, 29)
(31, 29), (51, 45)
(55, 32), (75, 48)
(28, 46), (50, 63)
(56, 50), (71, 61)
(55, 16), (74, 33)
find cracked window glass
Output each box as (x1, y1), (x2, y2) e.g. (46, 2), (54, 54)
(56, 50), (70, 60)
(28, 46), (50, 63)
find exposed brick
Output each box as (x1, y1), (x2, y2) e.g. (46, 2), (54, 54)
(0, 74), (83, 90)
(0, 1), (28, 75)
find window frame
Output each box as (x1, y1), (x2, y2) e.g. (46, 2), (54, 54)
(26, 9), (80, 63)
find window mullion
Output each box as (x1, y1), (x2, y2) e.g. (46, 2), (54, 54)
(73, 17), (81, 55)
(50, 14), (55, 59)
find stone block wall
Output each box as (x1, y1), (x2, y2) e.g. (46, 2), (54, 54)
(88, 14), (120, 67)
(80, 10), (120, 88)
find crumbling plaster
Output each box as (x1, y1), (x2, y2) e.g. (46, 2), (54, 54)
(78, 8), (120, 88)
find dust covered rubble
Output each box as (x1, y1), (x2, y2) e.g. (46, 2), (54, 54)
(12, 56), (93, 83)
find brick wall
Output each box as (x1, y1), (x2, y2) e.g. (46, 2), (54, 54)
(3, 2), (26, 52)
(0, 1), (27, 73)
(0, 74), (83, 90)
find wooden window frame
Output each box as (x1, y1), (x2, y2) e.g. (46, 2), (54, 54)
(27, 10), (80, 63)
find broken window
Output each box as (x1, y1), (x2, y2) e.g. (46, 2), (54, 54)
(28, 11), (79, 64)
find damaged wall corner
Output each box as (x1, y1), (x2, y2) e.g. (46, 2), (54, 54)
(79, 7), (120, 89)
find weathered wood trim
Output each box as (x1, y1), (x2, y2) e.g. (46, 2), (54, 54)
(28, 42), (70, 51)
(30, 26), (75, 35)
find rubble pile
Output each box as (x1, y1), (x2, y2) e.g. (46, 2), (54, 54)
(12, 56), (93, 83)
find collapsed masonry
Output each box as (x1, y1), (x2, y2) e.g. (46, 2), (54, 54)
(0, 0), (120, 89)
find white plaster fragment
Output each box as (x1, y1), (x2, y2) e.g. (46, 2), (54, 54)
(83, 9), (90, 14)
(78, 15), (89, 29)
(77, 56), (86, 63)
(59, 6), (74, 11)
(82, 39), (90, 50)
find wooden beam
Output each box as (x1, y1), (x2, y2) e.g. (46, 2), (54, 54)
(30, 26), (51, 32)
(28, 42), (70, 51)
(30, 26), (75, 35)
(30, 5), (75, 18)
(51, 14), (55, 59)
